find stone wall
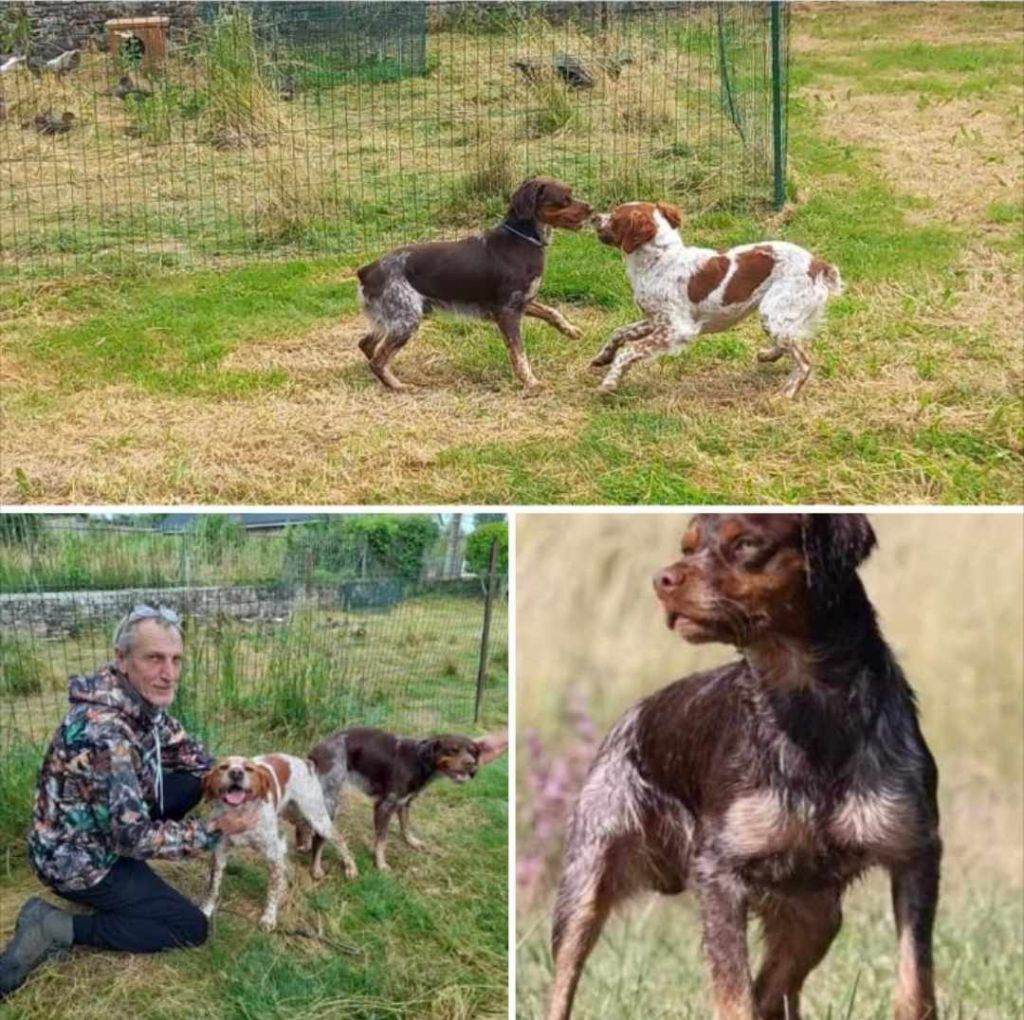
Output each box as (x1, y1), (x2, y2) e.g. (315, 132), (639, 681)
(0, 583), (323, 637)
(10, 2), (200, 56)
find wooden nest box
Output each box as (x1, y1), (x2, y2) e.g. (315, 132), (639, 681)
(105, 16), (170, 74)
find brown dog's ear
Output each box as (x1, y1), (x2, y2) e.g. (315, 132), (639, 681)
(474, 731), (508, 765)
(201, 767), (221, 802)
(802, 514), (877, 609)
(656, 202), (682, 229)
(619, 208), (658, 254)
(510, 177), (545, 221)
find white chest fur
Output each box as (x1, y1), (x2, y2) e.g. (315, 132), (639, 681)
(720, 787), (924, 864)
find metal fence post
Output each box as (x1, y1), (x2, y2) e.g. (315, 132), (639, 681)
(473, 538), (499, 724)
(770, 0), (787, 211)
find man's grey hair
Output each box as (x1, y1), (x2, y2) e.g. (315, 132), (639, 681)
(113, 605), (184, 654)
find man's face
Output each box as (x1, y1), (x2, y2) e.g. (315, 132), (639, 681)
(115, 620), (184, 708)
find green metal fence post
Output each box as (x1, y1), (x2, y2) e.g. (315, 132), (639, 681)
(770, 0), (786, 210)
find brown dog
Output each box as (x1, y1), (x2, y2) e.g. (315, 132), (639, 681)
(548, 514), (940, 1020)
(356, 176), (592, 391)
(298, 727), (508, 872)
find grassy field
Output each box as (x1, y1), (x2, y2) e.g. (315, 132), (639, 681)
(515, 513), (1024, 1019)
(1, 4), (1021, 504)
(0, 594), (508, 1019)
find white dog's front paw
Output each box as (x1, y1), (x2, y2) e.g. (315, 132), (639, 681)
(259, 914), (277, 932)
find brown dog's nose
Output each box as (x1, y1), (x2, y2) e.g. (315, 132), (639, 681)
(229, 766), (244, 781)
(654, 567), (681, 595)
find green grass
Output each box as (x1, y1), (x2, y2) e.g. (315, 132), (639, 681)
(987, 200), (1023, 226)
(15, 261), (358, 398)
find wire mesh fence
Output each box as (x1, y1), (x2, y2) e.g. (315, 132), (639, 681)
(1, 1), (790, 277)
(0, 514), (508, 762)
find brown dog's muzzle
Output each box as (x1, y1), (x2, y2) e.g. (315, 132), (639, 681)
(542, 200), (593, 230)
(653, 561), (687, 599)
(653, 559), (721, 641)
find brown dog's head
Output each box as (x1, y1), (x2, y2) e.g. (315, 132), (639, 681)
(594, 201), (682, 254)
(508, 177), (592, 230)
(653, 514), (877, 647)
(202, 755), (273, 807)
(428, 731), (509, 784)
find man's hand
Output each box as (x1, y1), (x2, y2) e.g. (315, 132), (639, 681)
(209, 803), (261, 837)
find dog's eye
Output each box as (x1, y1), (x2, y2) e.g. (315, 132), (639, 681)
(244, 765), (254, 773)
(734, 537), (762, 553)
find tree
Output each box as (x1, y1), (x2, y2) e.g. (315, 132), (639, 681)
(464, 522), (508, 578)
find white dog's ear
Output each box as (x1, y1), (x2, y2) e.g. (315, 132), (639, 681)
(657, 202), (682, 229)
(474, 732), (509, 765)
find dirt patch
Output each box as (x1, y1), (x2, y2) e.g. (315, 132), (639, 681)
(222, 318), (367, 388)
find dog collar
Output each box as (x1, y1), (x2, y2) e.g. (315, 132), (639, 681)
(499, 222), (548, 247)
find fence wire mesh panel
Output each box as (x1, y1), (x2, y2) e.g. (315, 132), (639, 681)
(0, 1), (789, 277)
(0, 515), (508, 759)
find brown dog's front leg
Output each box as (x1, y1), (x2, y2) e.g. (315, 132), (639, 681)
(524, 301), (582, 340)
(695, 862), (755, 1020)
(373, 799), (397, 871)
(891, 843), (941, 1020)
(397, 804), (424, 850)
(496, 310), (541, 391)
(754, 892), (842, 1020)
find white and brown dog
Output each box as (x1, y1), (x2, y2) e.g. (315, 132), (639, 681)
(201, 754), (358, 931)
(592, 202), (843, 397)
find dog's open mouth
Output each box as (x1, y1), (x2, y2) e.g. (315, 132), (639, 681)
(447, 770), (474, 784)
(666, 610), (712, 635)
(220, 786), (248, 806)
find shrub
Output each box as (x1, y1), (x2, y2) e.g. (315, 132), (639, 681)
(465, 522), (508, 577)
(284, 515), (440, 583)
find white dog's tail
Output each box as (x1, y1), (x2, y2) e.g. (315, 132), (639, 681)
(811, 258), (844, 296)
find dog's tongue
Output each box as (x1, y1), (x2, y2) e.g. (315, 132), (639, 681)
(222, 790), (246, 806)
